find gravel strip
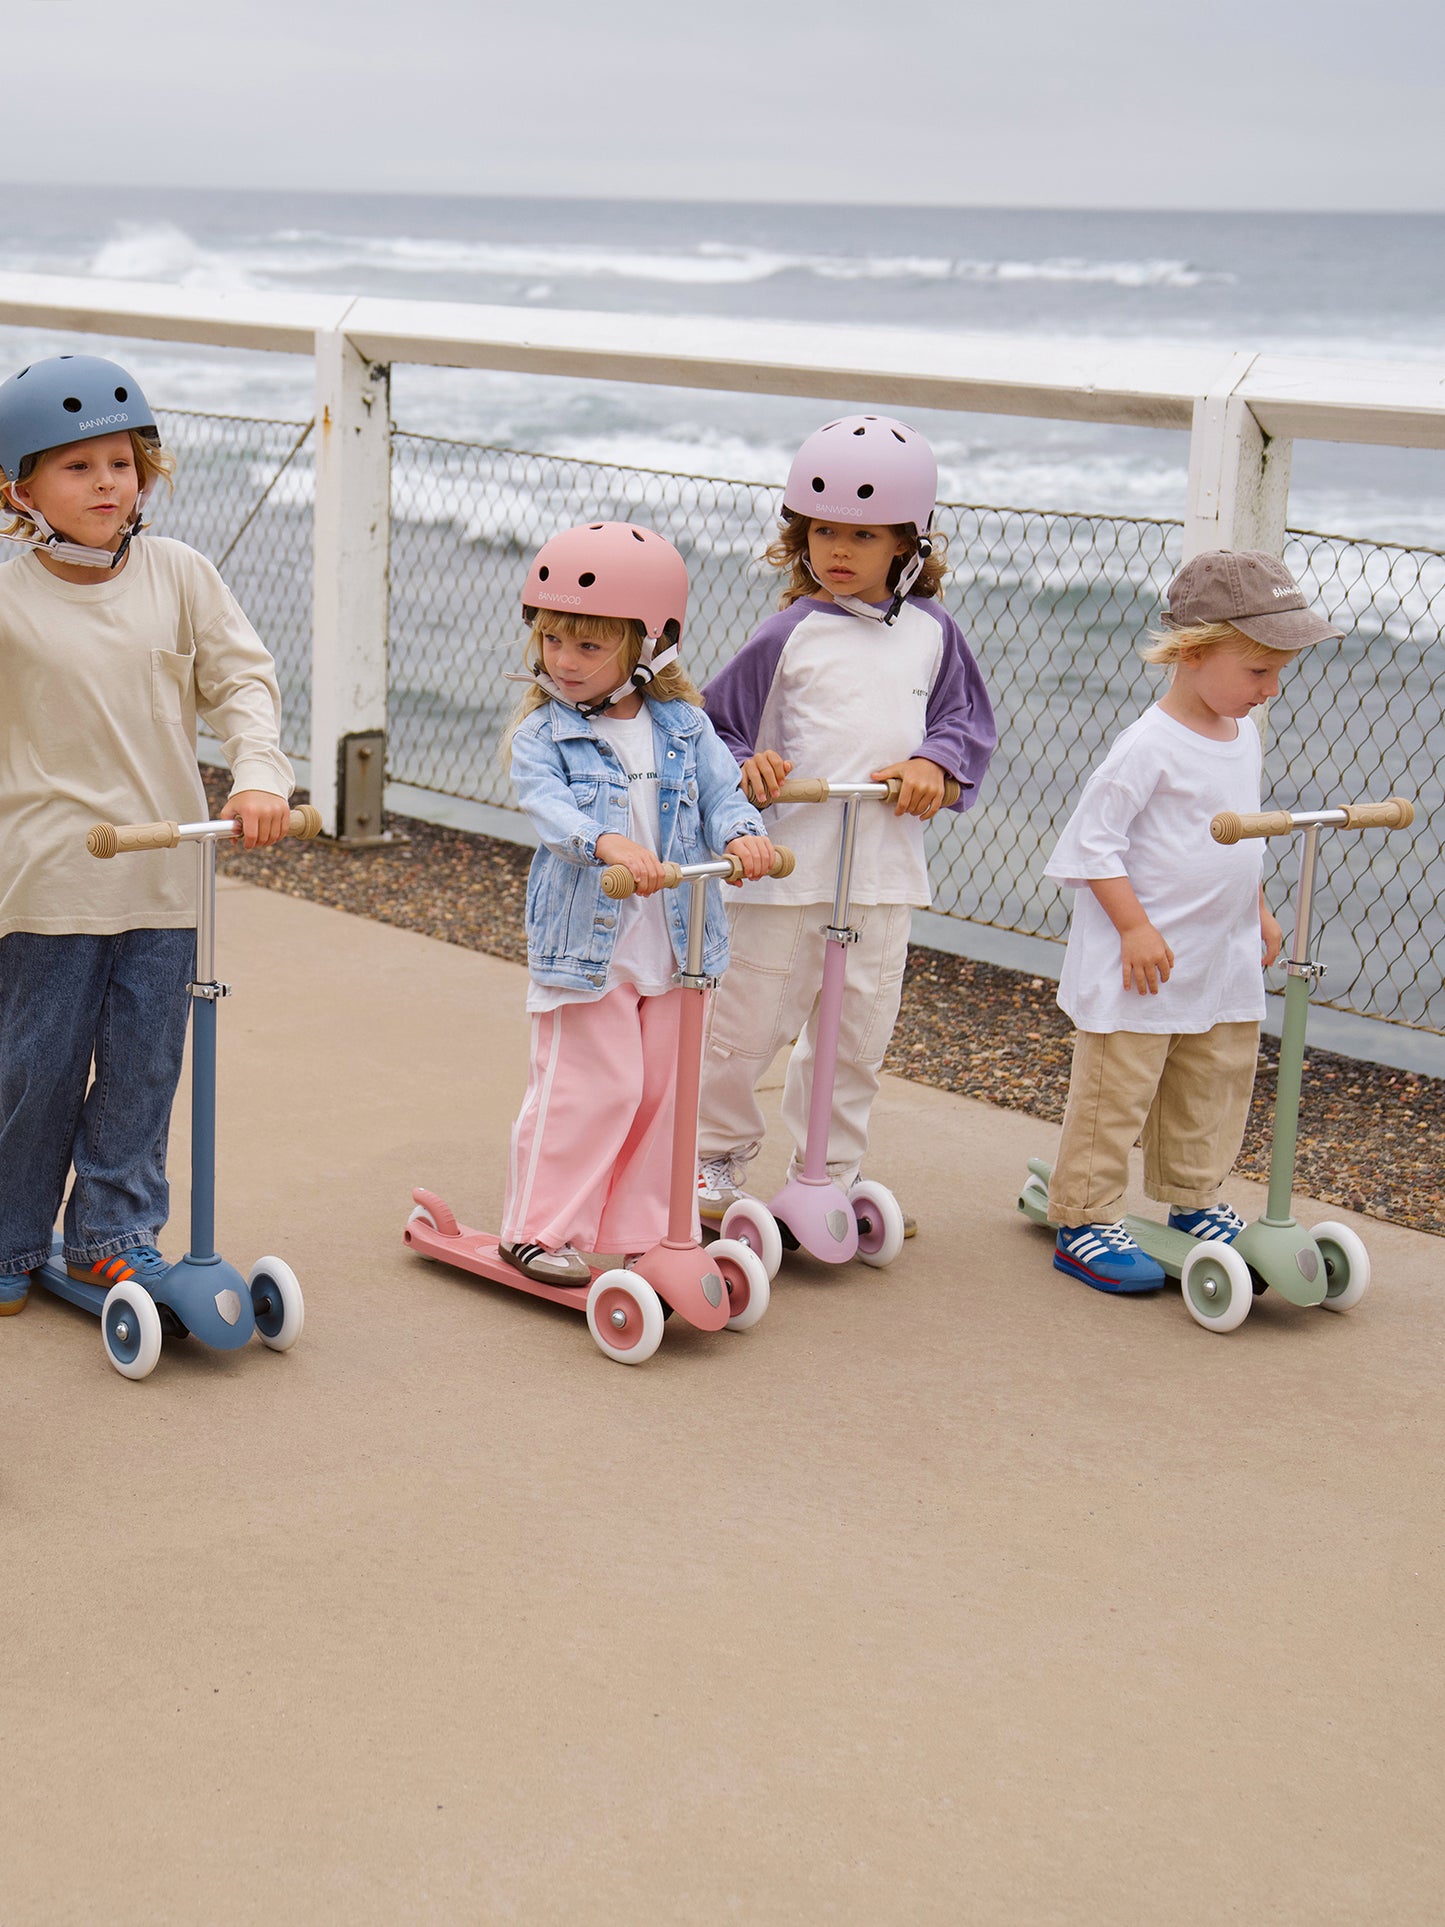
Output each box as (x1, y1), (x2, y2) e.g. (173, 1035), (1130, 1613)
(208, 772), (1445, 1239)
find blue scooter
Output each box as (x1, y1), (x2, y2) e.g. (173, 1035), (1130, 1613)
(29, 807), (319, 1379)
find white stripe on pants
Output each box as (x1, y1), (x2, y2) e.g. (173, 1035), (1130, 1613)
(697, 900), (911, 1183)
(503, 985), (691, 1255)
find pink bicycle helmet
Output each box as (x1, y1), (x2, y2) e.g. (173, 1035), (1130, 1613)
(782, 415), (937, 536)
(522, 521), (688, 641)
(521, 521), (689, 716)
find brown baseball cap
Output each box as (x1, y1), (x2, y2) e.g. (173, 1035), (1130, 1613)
(1164, 550), (1345, 651)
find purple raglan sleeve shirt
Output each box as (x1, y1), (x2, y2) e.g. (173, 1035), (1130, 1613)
(915, 602), (997, 812)
(699, 604), (812, 764)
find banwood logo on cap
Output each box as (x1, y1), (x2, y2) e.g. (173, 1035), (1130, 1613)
(1164, 549), (1346, 652)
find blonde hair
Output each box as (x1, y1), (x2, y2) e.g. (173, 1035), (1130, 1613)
(501, 609), (702, 758)
(1, 429), (175, 543)
(764, 513), (949, 609)
(1142, 620), (1295, 668)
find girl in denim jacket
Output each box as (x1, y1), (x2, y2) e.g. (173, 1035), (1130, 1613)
(498, 523), (774, 1286)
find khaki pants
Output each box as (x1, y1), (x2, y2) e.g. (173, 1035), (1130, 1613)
(1046, 1022), (1260, 1227)
(698, 900), (912, 1183)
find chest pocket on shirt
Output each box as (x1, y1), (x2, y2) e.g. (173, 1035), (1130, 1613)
(152, 649), (193, 724)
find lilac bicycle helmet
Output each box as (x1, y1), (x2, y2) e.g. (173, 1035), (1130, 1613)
(521, 522), (689, 716)
(782, 415), (939, 621)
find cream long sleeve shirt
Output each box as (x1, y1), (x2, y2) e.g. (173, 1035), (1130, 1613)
(0, 538), (293, 936)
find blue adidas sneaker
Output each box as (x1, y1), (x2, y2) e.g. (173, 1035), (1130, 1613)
(1167, 1203), (1246, 1243)
(67, 1245), (171, 1290)
(1054, 1221), (1166, 1293)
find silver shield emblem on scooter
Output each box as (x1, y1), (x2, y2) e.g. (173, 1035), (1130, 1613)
(701, 1271), (723, 1308)
(215, 1288), (242, 1325)
(826, 1209), (849, 1241)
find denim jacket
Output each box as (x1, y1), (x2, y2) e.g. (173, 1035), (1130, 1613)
(510, 696), (766, 992)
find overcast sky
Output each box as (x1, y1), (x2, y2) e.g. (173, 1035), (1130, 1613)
(10, 0), (1444, 209)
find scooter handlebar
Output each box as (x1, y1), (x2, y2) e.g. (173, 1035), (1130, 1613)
(771, 774), (962, 808)
(1211, 797), (1414, 845)
(600, 845), (795, 900)
(88, 805), (324, 859)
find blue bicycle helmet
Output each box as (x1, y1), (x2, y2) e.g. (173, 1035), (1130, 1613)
(0, 354), (158, 481)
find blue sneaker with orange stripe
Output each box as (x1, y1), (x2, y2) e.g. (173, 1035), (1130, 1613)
(67, 1246), (171, 1291)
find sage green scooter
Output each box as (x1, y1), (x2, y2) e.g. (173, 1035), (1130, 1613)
(1018, 796), (1414, 1333)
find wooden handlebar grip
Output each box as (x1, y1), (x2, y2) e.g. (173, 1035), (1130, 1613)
(771, 777), (831, 803)
(289, 804), (324, 840)
(1210, 809), (1296, 845)
(87, 819), (181, 859)
(1340, 797), (1414, 831)
(769, 846), (795, 878)
(601, 864), (638, 899)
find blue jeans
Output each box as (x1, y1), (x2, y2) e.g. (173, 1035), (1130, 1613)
(0, 929), (195, 1275)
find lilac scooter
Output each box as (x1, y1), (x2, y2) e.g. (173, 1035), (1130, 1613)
(717, 773), (959, 1276)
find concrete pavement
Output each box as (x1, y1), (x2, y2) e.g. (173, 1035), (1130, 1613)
(4, 877), (1441, 1924)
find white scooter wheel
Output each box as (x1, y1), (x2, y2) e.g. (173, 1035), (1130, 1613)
(850, 1180), (906, 1269)
(710, 1238), (771, 1332)
(719, 1197), (783, 1281)
(1311, 1221), (1371, 1312)
(587, 1269), (665, 1365)
(249, 1257), (305, 1352)
(1180, 1240), (1253, 1333)
(101, 1282), (163, 1380)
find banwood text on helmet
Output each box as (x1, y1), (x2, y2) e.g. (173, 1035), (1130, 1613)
(0, 354), (161, 569)
(521, 521), (689, 716)
(783, 414), (938, 622)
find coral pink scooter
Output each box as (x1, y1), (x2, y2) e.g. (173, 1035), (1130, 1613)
(717, 774), (958, 1277)
(405, 845), (794, 1365)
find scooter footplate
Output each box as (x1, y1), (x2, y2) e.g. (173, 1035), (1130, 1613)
(1120, 1216), (1199, 1281)
(403, 1216), (591, 1312)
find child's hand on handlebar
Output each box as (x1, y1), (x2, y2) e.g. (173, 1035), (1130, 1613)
(872, 757), (948, 818)
(723, 835), (777, 885)
(226, 791), (292, 850)
(596, 834), (666, 896)
(740, 751), (793, 807)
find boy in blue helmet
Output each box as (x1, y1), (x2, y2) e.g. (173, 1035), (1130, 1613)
(0, 353), (295, 1313)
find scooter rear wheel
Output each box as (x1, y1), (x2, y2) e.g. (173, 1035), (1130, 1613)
(101, 1282), (163, 1380)
(719, 1197), (783, 1281)
(710, 1238), (771, 1331)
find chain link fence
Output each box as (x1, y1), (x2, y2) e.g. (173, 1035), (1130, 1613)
(155, 411), (1444, 1036)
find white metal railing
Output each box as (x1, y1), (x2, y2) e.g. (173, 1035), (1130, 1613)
(3, 268), (1443, 844)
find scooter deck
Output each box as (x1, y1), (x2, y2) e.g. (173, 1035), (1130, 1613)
(403, 1215), (592, 1313)
(1019, 1164), (1198, 1280)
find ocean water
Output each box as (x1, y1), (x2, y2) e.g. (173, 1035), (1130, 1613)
(1, 187), (1443, 541)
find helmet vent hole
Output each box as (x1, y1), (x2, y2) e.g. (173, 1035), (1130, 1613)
(891, 430), (906, 444)
(811, 476), (825, 493)
(63, 397), (83, 413)
(537, 565), (550, 581)
(857, 484), (874, 499)
(630, 529), (645, 541)
(588, 523), (603, 530)
(114, 387), (128, 402)
(17, 367), (29, 379)
(853, 426), (866, 436)
(578, 572), (596, 587)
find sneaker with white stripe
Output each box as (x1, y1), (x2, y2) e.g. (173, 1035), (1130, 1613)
(1054, 1221), (1166, 1293)
(1167, 1202), (1246, 1243)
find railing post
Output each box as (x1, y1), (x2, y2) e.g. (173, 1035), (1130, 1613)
(1184, 356), (1292, 560)
(310, 328), (391, 836)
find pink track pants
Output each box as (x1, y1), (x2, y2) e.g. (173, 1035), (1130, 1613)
(502, 984), (692, 1256)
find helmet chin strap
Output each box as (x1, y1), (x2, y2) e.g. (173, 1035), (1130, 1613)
(513, 634), (682, 719)
(0, 487), (149, 571)
(803, 534), (931, 628)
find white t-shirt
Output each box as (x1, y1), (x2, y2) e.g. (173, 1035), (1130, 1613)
(1046, 705), (1265, 1035)
(526, 708), (678, 1014)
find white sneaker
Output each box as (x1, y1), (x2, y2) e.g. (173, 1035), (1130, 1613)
(697, 1153), (747, 1223)
(500, 1240), (591, 1285)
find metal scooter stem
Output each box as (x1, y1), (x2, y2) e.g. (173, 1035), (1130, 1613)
(188, 838), (223, 1263)
(802, 796), (863, 1184)
(1264, 822), (1321, 1228)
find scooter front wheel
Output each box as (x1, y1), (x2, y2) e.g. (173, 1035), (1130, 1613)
(719, 1197), (783, 1281)
(587, 1269), (665, 1365)
(249, 1257), (305, 1351)
(850, 1180), (905, 1268)
(710, 1238), (771, 1332)
(1180, 1241), (1252, 1333)
(101, 1282), (163, 1380)
(1311, 1221), (1370, 1312)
